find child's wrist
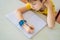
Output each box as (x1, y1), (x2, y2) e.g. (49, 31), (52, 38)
(19, 20), (27, 27)
(48, 5), (53, 9)
(48, 6), (53, 11)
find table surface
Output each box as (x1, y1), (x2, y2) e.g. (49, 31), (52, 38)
(0, 0), (60, 40)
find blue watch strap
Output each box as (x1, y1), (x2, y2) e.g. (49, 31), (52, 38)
(19, 20), (27, 26)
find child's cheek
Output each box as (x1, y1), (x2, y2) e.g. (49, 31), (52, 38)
(32, 4), (40, 11)
(33, 4), (39, 9)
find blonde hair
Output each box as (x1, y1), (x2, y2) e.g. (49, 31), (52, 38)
(27, 0), (37, 2)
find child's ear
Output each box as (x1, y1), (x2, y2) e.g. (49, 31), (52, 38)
(20, 0), (27, 3)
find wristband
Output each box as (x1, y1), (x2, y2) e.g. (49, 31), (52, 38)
(19, 20), (27, 26)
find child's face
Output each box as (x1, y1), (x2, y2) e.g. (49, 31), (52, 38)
(29, 0), (46, 11)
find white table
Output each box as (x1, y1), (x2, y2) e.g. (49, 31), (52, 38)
(0, 0), (60, 40)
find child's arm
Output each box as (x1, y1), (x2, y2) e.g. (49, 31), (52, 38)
(16, 6), (28, 21)
(16, 6), (34, 33)
(20, 0), (27, 3)
(16, 3), (31, 21)
(45, 0), (56, 28)
(47, 5), (55, 28)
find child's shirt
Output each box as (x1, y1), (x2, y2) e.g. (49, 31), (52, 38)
(26, 0), (56, 15)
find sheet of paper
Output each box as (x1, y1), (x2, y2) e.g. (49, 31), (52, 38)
(6, 11), (47, 38)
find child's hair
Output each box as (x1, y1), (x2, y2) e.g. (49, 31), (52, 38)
(27, 0), (46, 3)
(27, 0), (30, 2)
(27, 0), (37, 2)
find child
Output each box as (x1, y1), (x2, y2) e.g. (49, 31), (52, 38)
(16, 0), (56, 33)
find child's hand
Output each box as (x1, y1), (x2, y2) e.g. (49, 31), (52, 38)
(44, 0), (52, 8)
(23, 23), (34, 33)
